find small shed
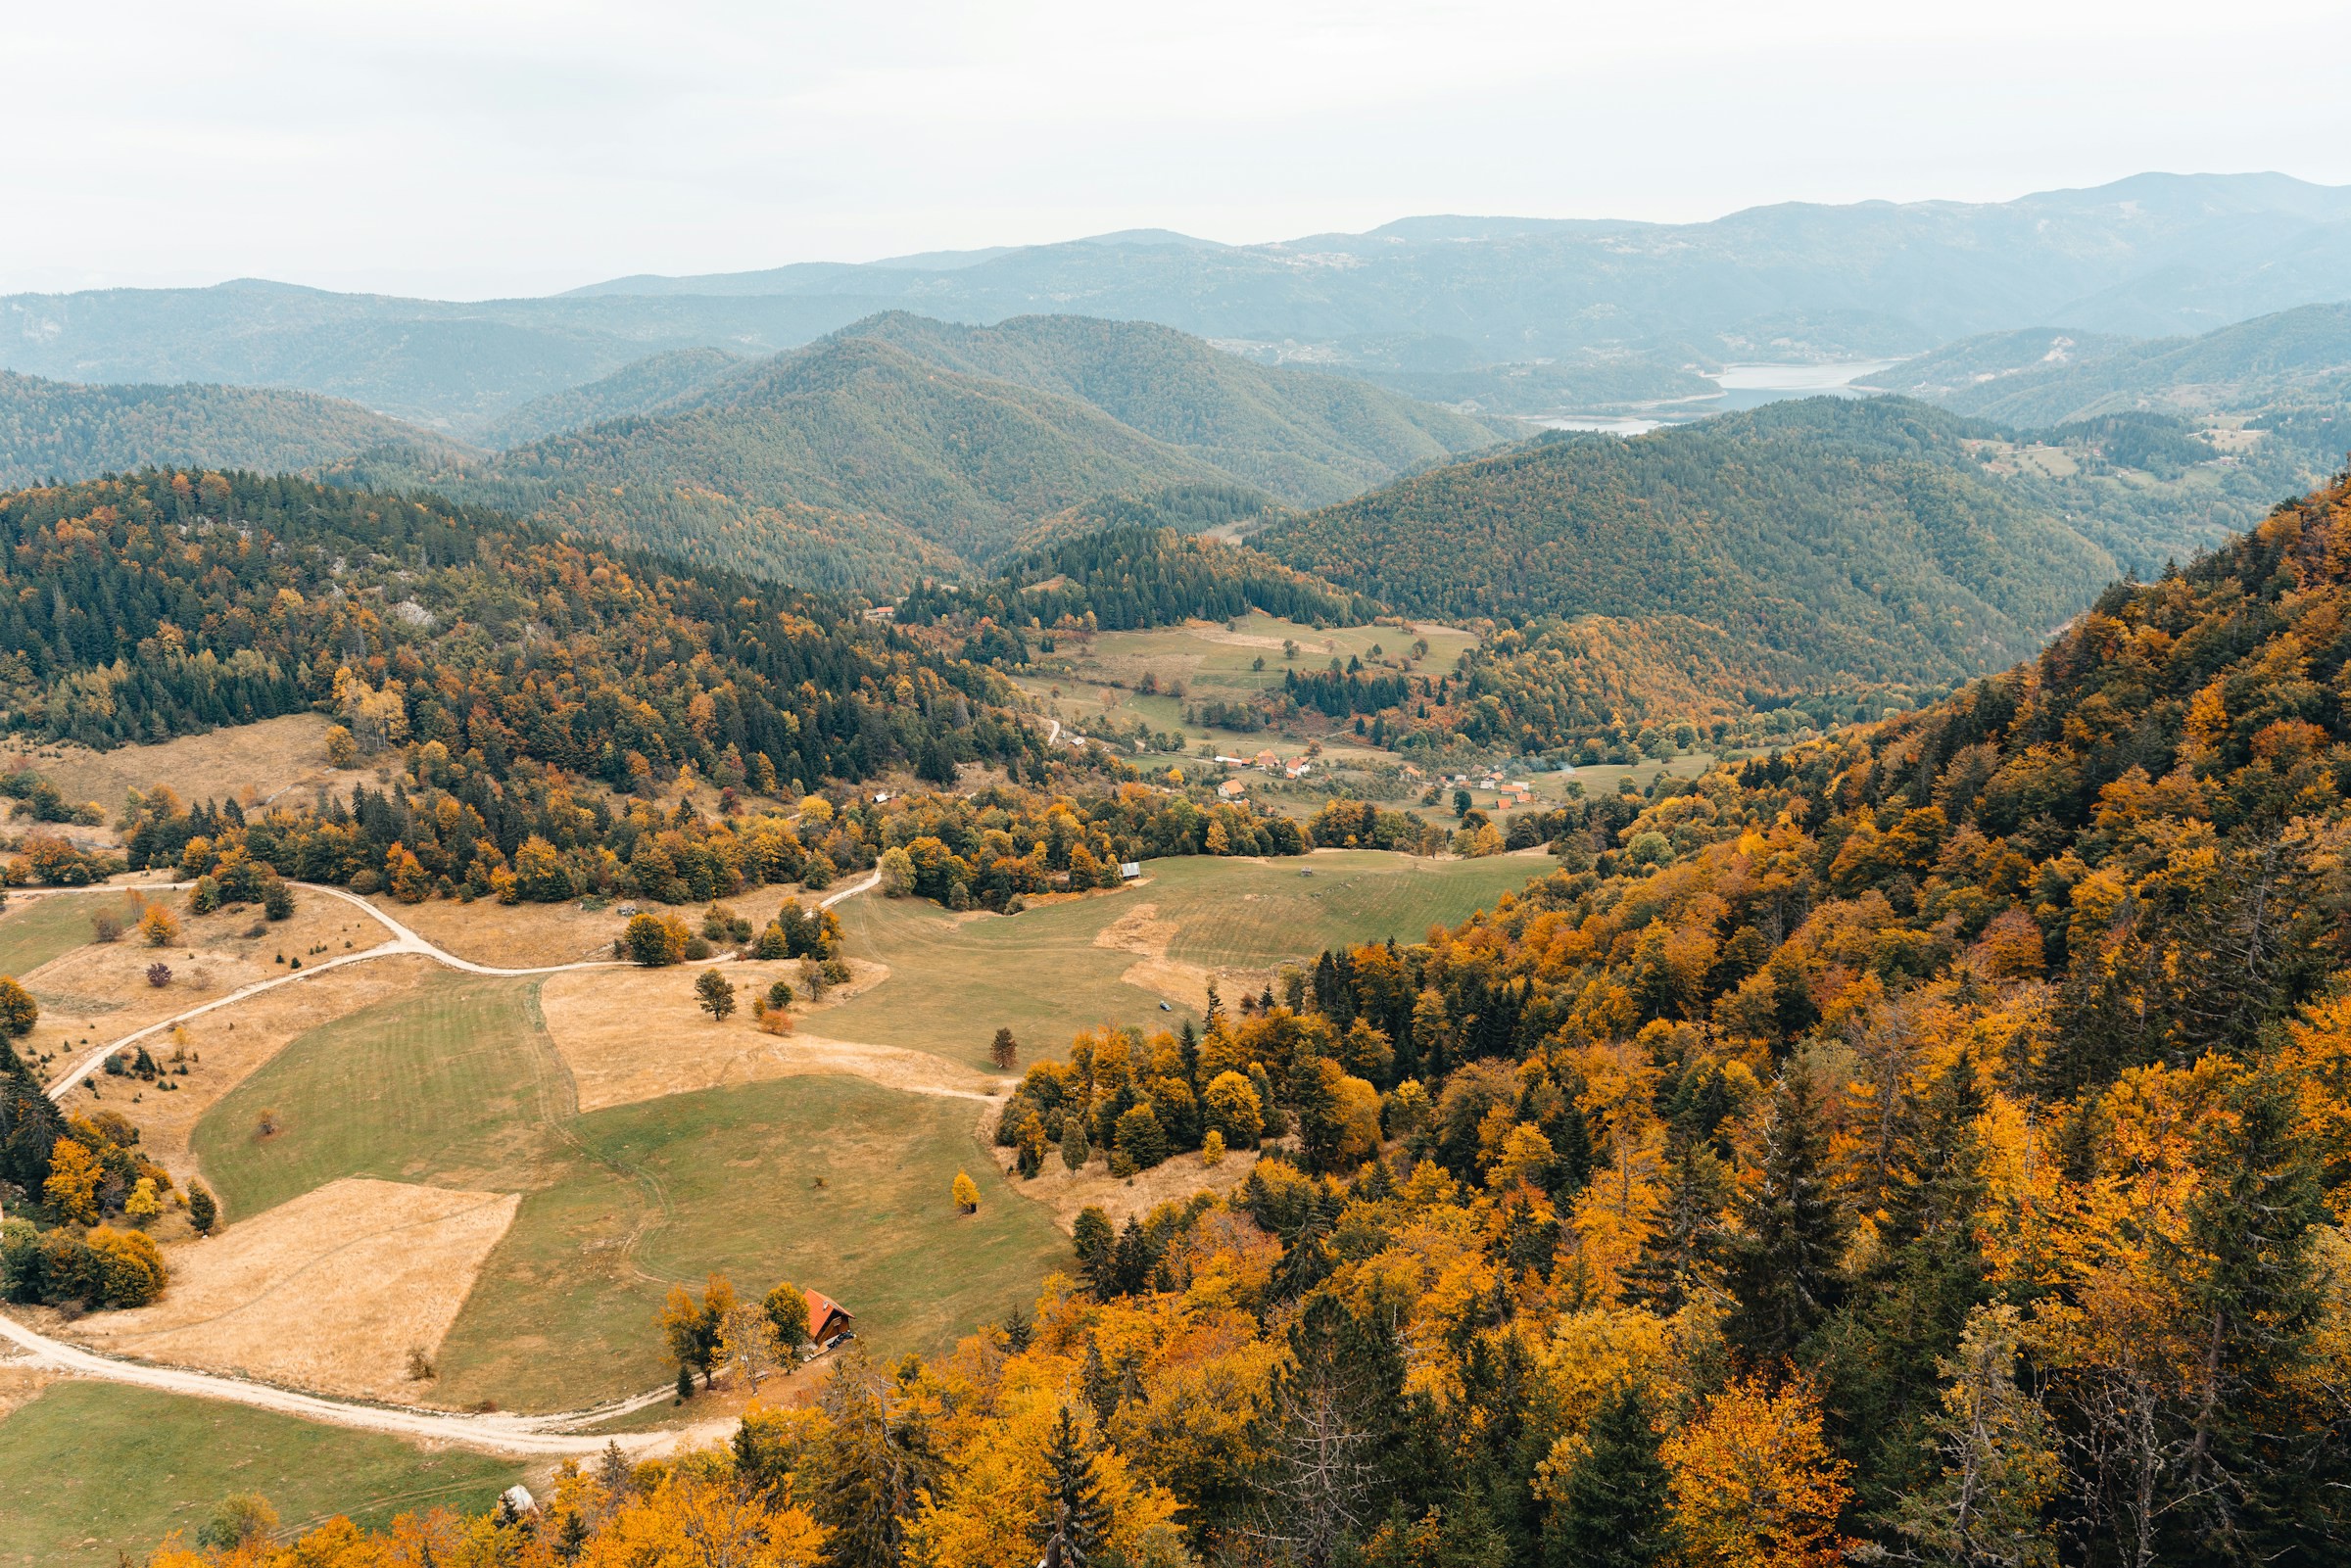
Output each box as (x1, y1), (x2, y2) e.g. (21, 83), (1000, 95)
(805, 1288), (855, 1345)
(1118, 861), (1143, 881)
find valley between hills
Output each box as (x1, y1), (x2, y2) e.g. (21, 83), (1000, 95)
(3, 169), (2351, 1568)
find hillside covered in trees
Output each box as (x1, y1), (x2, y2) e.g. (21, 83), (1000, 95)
(1871, 302), (2351, 430)
(0, 469), (1039, 791)
(353, 314), (1501, 594)
(129, 463), (2351, 1568)
(1257, 398), (2118, 695)
(897, 518), (1375, 641)
(477, 345), (744, 448)
(0, 371), (463, 489)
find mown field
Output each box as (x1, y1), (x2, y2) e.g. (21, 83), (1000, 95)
(0, 894), (103, 980)
(824, 849), (1551, 1068)
(191, 973), (1065, 1411)
(1142, 850), (1549, 967)
(0, 1382), (522, 1568)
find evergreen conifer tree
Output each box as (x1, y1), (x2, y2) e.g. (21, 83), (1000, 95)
(1543, 1382), (1672, 1568)
(1725, 1069), (1847, 1364)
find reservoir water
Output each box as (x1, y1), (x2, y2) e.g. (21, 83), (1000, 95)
(1519, 356), (1904, 437)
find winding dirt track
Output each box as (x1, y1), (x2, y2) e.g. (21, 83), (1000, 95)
(3, 871), (888, 1453)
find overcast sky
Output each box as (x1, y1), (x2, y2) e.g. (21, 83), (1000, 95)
(8, 0), (2351, 299)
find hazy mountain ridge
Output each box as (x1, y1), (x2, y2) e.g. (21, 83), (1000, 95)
(13, 173), (2351, 430)
(1868, 302), (2351, 426)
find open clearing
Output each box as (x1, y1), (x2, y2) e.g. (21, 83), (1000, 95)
(0, 713), (341, 822)
(120, 955), (439, 1176)
(355, 893), (629, 969)
(190, 972), (1067, 1410)
(1013, 611), (1476, 770)
(22, 888), (386, 1099)
(70, 1178), (520, 1402)
(823, 850), (1549, 1068)
(539, 957), (987, 1114)
(0, 1381), (522, 1568)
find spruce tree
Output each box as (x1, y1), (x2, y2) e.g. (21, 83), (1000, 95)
(1626, 1134), (1729, 1312)
(1543, 1383), (1672, 1568)
(1043, 1406), (1109, 1566)
(1724, 1069), (1847, 1365)
(1819, 1058), (1994, 1510)
(1072, 1207), (1115, 1297)
(1080, 1337), (1118, 1425)
(2165, 1069), (2331, 1560)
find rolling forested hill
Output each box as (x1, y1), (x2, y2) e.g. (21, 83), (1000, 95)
(842, 312), (1503, 499)
(1862, 305), (2351, 564)
(1256, 397), (2116, 696)
(478, 346), (743, 448)
(896, 520), (1375, 639)
(0, 469), (1033, 791)
(0, 371), (464, 487)
(358, 315), (1504, 593)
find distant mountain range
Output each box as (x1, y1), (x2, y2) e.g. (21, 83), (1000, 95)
(1862, 301), (2351, 434)
(10, 172), (2351, 432)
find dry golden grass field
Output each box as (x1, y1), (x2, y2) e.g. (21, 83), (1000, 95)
(68, 1178), (520, 1402)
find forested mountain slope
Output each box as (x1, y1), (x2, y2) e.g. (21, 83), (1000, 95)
(478, 346), (743, 448)
(408, 335), (1233, 589)
(1869, 302), (2351, 428)
(0, 469), (1036, 791)
(1257, 397), (2115, 695)
(0, 371), (463, 487)
(896, 521), (1375, 640)
(844, 312), (1502, 501)
(360, 316), (1501, 593)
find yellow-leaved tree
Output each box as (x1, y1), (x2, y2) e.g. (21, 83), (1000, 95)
(1662, 1372), (1853, 1568)
(138, 903), (179, 946)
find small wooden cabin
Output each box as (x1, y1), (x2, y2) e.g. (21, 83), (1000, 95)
(804, 1289), (854, 1345)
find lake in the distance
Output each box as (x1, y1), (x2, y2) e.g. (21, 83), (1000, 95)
(1519, 357), (1905, 437)
(1705, 358), (1902, 411)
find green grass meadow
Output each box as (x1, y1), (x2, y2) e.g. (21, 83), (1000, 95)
(825, 849), (1550, 1067)
(0, 1382), (522, 1568)
(191, 973), (1067, 1411)
(820, 892), (1199, 1067)
(0, 891), (119, 980)
(1141, 850), (1547, 966)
